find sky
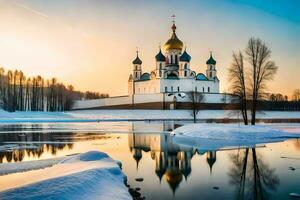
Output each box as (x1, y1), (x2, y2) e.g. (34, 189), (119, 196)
(0, 0), (299, 97)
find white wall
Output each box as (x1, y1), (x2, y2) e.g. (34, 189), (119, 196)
(72, 92), (232, 110)
(130, 77), (219, 95)
(73, 96), (132, 110)
(160, 78), (219, 93)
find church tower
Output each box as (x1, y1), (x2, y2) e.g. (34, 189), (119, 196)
(155, 47), (166, 78)
(132, 51), (142, 80)
(206, 52), (217, 80)
(164, 18), (183, 67)
(179, 48), (191, 78)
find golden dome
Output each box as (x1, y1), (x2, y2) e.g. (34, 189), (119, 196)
(165, 169), (183, 193)
(164, 23), (183, 51)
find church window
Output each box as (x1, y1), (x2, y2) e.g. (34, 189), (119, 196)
(208, 87), (210, 93)
(171, 86), (173, 92)
(165, 86), (167, 92)
(210, 65), (213, 70)
(159, 71), (162, 77)
(184, 63), (188, 69)
(159, 63), (162, 69)
(177, 86), (180, 92)
(195, 87), (197, 92)
(170, 55), (173, 64)
(135, 72), (138, 77)
(175, 55), (178, 64)
(210, 71), (212, 78)
(184, 71), (187, 77)
(202, 87), (205, 92)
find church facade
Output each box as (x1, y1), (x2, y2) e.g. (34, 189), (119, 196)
(72, 21), (230, 110)
(128, 21), (220, 96)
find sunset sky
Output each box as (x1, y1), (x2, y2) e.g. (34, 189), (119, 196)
(0, 0), (299, 97)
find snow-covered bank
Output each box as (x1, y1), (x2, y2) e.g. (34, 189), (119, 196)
(0, 156), (66, 176)
(0, 151), (130, 200)
(172, 124), (300, 151)
(0, 109), (300, 123)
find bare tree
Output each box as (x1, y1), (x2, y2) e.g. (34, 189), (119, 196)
(187, 91), (204, 123)
(246, 38), (278, 125)
(228, 51), (248, 125)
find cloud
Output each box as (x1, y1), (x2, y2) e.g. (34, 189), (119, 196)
(13, 1), (49, 19)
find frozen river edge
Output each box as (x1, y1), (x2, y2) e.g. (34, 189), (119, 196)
(1, 109), (300, 123)
(0, 151), (131, 200)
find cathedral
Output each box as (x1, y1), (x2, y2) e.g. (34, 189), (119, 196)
(128, 21), (220, 96)
(73, 20), (226, 110)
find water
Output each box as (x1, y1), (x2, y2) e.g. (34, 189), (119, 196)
(0, 122), (299, 200)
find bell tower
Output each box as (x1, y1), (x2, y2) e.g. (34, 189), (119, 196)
(132, 49), (142, 80)
(206, 52), (217, 80)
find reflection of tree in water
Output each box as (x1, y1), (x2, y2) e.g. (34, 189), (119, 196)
(228, 148), (279, 200)
(0, 129), (111, 163)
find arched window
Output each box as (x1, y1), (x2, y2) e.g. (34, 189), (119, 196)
(184, 71), (187, 77)
(135, 72), (138, 77)
(177, 86), (180, 92)
(195, 87), (197, 92)
(202, 87), (205, 92)
(171, 86), (173, 92)
(165, 86), (167, 92)
(208, 87), (210, 93)
(159, 63), (162, 69)
(175, 55), (178, 64)
(184, 63), (188, 69)
(210, 65), (213, 70)
(170, 55), (173, 64)
(210, 71), (212, 78)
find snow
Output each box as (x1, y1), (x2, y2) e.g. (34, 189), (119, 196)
(0, 109), (300, 123)
(0, 151), (130, 200)
(0, 156), (66, 176)
(171, 123), (300, 151)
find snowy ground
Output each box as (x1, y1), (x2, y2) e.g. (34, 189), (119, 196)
(172, 123), (300, 151)
(0, 151), (130, 200)
(0, 109), (300, 123)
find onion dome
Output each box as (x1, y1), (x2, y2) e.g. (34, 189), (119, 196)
(155, 49), (166, 62)
(132, 52), (142, 65)
(180, 50), (191, 62)
(206, 52), (216, 65)
(164, 22), (183, 51)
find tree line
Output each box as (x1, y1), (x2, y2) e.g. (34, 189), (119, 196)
(0, 68), (109, 112)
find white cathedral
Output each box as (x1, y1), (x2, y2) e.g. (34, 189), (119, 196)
(128, 21), (220, 96)
(73, 20), (226, 110)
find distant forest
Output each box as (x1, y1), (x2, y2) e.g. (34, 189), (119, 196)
(0, 68), (109, 112)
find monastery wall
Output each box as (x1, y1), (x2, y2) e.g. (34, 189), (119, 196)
(72, 93), (233, 110)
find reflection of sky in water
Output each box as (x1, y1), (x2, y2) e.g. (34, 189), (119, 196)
(0, 122), (300, 200)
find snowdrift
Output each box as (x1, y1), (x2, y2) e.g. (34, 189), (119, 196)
(0, 151), (130, 200)
(171, 123), (300, 151)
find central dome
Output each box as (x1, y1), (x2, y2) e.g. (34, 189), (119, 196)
(164, 23), (183, 51)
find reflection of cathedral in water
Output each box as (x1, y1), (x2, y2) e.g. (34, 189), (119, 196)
(128, 122), (217, 193)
